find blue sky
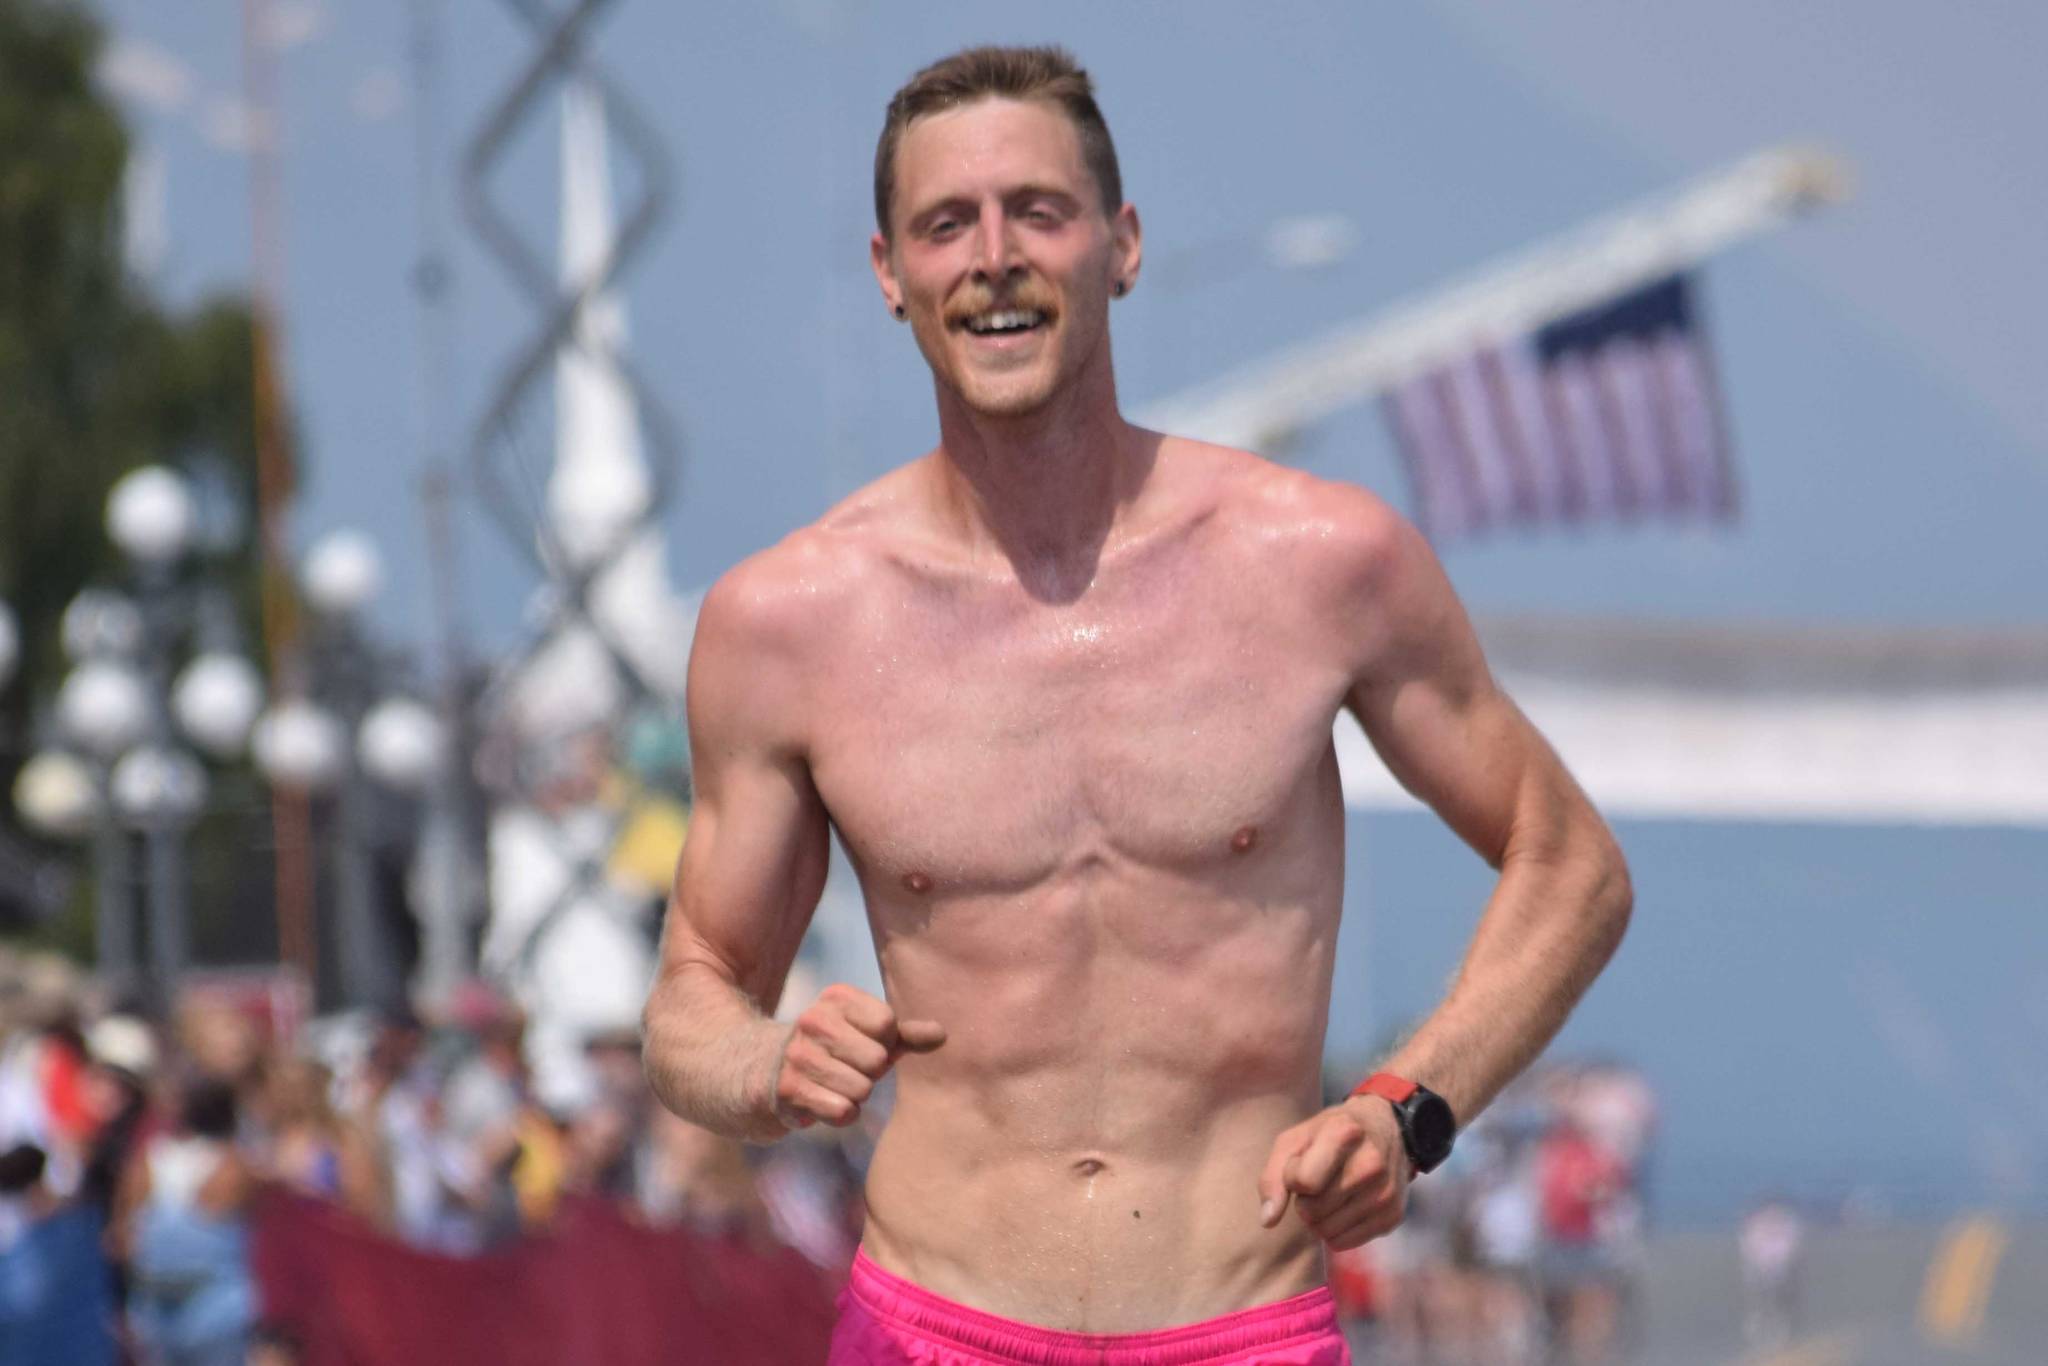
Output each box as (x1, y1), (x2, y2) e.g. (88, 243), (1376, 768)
(90, 1), (2048, 1220)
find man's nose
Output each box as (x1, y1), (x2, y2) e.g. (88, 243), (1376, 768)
(971, 210), (1021, 282)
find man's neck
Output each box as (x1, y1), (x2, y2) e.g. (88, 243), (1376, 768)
(927, 367), (1149, 603)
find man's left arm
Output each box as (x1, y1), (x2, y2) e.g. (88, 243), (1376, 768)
(1259, 504), (1632, 1248)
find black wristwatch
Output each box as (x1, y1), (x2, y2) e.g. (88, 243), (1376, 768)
(1351, 1073), (1457, 1175)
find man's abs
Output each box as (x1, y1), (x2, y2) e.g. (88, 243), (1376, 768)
(860, 1081), (1328, 1333)
(847, 876), (1343, 1333)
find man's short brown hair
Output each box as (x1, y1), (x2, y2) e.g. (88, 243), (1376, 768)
(874, 45), (1123, 236)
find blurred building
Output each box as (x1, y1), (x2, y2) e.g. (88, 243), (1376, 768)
(1338, 616), (2048, 829)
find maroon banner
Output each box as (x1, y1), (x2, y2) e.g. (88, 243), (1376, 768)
(251, 1190), (838, 1365)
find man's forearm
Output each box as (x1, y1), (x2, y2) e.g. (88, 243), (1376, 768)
(642, 961), (791, 1142)
(1380, 825), (1631, 1126)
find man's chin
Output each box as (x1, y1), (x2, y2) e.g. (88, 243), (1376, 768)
(949, 364), (1064, 420)
(959, 385), (1055, 420)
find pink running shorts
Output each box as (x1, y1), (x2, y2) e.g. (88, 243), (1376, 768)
(828, 1249), (1351, 1365)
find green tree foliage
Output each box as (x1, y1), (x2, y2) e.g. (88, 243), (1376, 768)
(0, 0), (268, 739)
(1, 0), (279, 939)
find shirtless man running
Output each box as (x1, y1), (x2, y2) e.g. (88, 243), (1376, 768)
(643, 45), (1632, 1366)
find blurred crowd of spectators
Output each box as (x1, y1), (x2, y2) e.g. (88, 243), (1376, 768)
(0, 947), (864, 1364)
(1330, 1058), (1659, 1366)
(0, 935), (1676, 1366)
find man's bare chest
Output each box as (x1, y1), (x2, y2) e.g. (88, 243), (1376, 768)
(804, 575), (1352, 896)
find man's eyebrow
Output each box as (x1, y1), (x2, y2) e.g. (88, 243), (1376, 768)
(1007, 185), (1081, 210)
(907, 196), (975, 230)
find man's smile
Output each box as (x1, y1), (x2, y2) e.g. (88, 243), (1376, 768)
(960, 308), (1049, 336)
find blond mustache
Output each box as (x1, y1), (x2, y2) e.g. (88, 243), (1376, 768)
(943, 284), (1059, 327)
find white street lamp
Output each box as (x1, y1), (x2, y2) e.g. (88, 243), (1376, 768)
(173, 652), (265, 759)
(359, 697), (444, 792)
(111, 745), (209, 826)
(60, 590), (144, 662)
(28, 738), (139, 982)
(13, 750), (100, 838)
(111, 741), (205, 1003)
(0, 600), (16, 688)
(252, 699), (346, 790)
(302, 531), (384, 616)
(106, 466), (197, 565)
(56, 660), (152, 759)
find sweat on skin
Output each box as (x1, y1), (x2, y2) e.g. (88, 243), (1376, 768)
(641, 77), (1631, 1336)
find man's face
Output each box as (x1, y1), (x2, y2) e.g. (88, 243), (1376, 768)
(873, 98), (1140, 420)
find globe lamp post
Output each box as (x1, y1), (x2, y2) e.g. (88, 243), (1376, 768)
(359, 694), (453, 996)
(110, 745), (208, 996)
(289, 528), (402, 1010)
(54, 654), (152, 988)
(173, 653), (265, 761)
(99, 464), (262, 1006)
(13, 751), (100, 841)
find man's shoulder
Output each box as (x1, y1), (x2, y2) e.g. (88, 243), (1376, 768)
(697, 532), (857, 663)
(1161, 435), (1427, 588)
(696, 467), (921, 657)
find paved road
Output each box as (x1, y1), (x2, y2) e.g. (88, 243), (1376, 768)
(1631, 1216), (2042, 1366)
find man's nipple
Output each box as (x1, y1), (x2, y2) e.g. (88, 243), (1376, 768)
(1230, 825), (1260, 854)
(902, 870), (933, 896)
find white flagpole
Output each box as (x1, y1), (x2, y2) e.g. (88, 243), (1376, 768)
(1135, 144), (1849, 453)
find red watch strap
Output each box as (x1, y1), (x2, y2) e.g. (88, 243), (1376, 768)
(1351, 1072), (1419, 1106)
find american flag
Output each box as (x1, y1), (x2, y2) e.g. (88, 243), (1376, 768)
(1382, 273), (1737, 543)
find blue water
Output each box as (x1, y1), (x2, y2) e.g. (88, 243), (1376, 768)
(1333, 814), (2048, 1227)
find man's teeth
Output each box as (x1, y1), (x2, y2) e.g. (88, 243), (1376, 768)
(964, 309), (1046, 335)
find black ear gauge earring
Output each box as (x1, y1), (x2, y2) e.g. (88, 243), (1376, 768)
(893, 304), (907, 320)
(1112, 281), (1127, 297)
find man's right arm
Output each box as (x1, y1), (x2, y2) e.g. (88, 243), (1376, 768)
(641, 552), (943, 1143)
(641, 560), (833, 1142)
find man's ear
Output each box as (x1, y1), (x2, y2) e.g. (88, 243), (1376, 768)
(871, 232), (904, 318)
(1111, 203), (1142, 297)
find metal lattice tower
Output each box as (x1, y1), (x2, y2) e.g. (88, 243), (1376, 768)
(460, 0), (682, 1002)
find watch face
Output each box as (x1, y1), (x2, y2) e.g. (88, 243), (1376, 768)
(1408, 1092), (1457, 1168)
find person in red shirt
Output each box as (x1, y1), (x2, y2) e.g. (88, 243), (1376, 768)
(1536, 1115), (1626, 1363)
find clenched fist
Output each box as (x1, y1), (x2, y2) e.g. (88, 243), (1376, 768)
(1256, 1096), (1410, 1250)
(768, 983), (945, 1133)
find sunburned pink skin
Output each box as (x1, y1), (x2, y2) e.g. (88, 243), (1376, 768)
(645, 87), (1630, 1339)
